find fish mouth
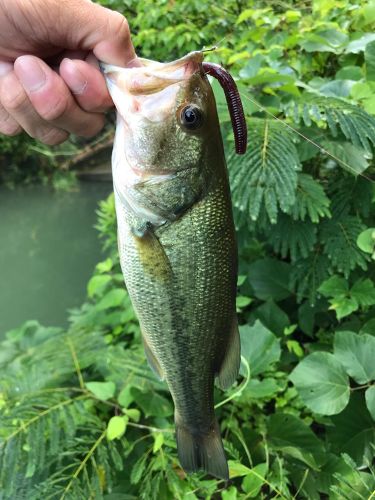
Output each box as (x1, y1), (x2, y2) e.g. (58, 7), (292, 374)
(100, 51), (204, 96)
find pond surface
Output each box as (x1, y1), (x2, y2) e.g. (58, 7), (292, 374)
(0, 181), (112, 338)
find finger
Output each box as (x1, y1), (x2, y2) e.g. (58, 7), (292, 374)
(0, 61), (21, 136)
(0, 102), (22, 136)
(55, 2), (139, 66)
(59, 58), (112, 112)
(14, 55), (105, 137)
(1, 69), (69, 145)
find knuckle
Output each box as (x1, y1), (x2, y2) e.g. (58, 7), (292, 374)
(0, 121), (21, 136)
(2, 87), (28, 113)
(113, 13), (130, 39)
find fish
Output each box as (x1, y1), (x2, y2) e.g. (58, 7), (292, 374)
(101, 51), (247, 480)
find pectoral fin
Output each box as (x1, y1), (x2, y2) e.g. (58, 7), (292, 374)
(142, 333), (164, 381)
(132, 222), (173, 282)
(215, 316), (241, 390)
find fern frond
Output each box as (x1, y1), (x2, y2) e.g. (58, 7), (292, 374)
(327, 175), (374, 219)
(229, 118), (301, 223)
(320, 215), (369, 278)
(284, 94), (375, 156)
(290, 253), (331, 304)
(267, 214), (317, 261)
(288, 173), (331, 222)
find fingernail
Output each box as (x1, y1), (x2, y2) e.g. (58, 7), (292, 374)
(15, 56), (46, 92)
(61, 58), (87, 95)
(0, 61), (13, 77)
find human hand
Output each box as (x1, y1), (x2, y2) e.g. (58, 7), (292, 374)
(0, 0), (137, 145)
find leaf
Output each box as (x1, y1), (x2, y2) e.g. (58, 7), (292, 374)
(290, 352), (350, 415)
(244, 378), (280, 399)
(153, 433), (164, 453)
(248, 258), (292, 301)
(87, 275), (112, 298)
(241, 463), (268, 497)
(357, 228), (375, 254)
(300, 29), (348, 53)
(334, 331), (375, 384)
(319, 80), (356, 98)
(365, 386), (375, 421)
(327, 392), (375, 466)
(130, 454), (148, 485)
(320, 141), (371, 176)
(321, 215), (369, 278)
(131, 388), (173, 417)
(239, 320), (281, 376)
(336, 66), (363, 80)
(253, 300), (290, 336)
(289, 174), (331, 223)
(228, 460), (252, 478)
(290, 253), (330, 304)
(350, 279), (375, 307)
(229, 119), (300, 223)
(365, 40), (375, 80)
(107, 416), (128, 440)
(96, 288), (127, 311)
(267, 214), (317, 261)
(267, 413), (325, 469)
(319, 275), (348, 297)
(346, 33), (375, 53)
(86, 381), (116, 401)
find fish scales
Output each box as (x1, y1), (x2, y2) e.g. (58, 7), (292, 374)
(102, 51), (242, 480)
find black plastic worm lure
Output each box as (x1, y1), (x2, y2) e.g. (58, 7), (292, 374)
(202, 62), (247, 155)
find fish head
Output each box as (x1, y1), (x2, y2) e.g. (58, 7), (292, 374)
(101, 51), (220, 179)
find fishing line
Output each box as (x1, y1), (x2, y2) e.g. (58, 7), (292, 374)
(238, 90), (375, 185)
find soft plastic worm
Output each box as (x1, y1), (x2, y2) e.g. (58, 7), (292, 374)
(202, 62), (247, 155)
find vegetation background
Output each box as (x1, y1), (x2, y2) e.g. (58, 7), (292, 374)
(1, 0), (375, 498)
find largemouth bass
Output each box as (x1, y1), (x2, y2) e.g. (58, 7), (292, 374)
(101, 51), (247, 480)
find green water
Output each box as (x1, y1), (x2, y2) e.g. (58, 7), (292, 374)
(0, 181), (112, 337)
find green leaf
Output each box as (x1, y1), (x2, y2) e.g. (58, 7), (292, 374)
(351, 81), (374, 100)
(229, 119), (300, 223)
(221, 486), (238, 500)
(334, 331), (375, 384)
(131, 388), (173, 417)
(254, 300), (290, 336)
(267, 413), (325, 469)
(327, 392), (375, 466)
(320, 141), (371, 176)
(236, 296), (252, 310)
(107, 415), (128, 440)
(290, 253), (330, 304)
(335, 66), (363, 80)
(319, 276), (348, 297)
(290, 352), (350, 415)
(242, 463), (268, 497)
(96, 288), (127, 311)
(321, 215), (369, 278)
(350, 279), (375, 307)
(248, 258), (292, 301)
(289, 173), (331, 223)
(300, 29), (348, 53)
(153, 433), (164, 453)
(244, 378), (280, 399)
(365, 386), (375, 421)
(346, 33), (375, 53)
(228, 460), (252, 478)
(357, 228), (375, 255)
(329, 296), (358, 320)
(240, 320), (281, 376)
(365, 40), (375, 80)
(86, 381), (116, 401)
(87, 274), (111, 298)
(267, 214), (317, 261)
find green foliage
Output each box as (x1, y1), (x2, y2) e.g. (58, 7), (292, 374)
(2, 0), (375, 498)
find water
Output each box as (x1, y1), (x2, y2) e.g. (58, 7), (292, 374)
(0, 181), (112, 338)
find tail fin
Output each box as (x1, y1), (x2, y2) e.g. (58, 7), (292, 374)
(175, 418), (229, 480)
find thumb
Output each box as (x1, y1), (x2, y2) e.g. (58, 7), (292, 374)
(57, 1), (137, 66)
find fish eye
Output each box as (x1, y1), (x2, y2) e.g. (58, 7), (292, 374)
(180, 105), (203, 130)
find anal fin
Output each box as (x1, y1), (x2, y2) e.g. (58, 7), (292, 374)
(142, 333), (165, 381)
(215, 316), (241, 390)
